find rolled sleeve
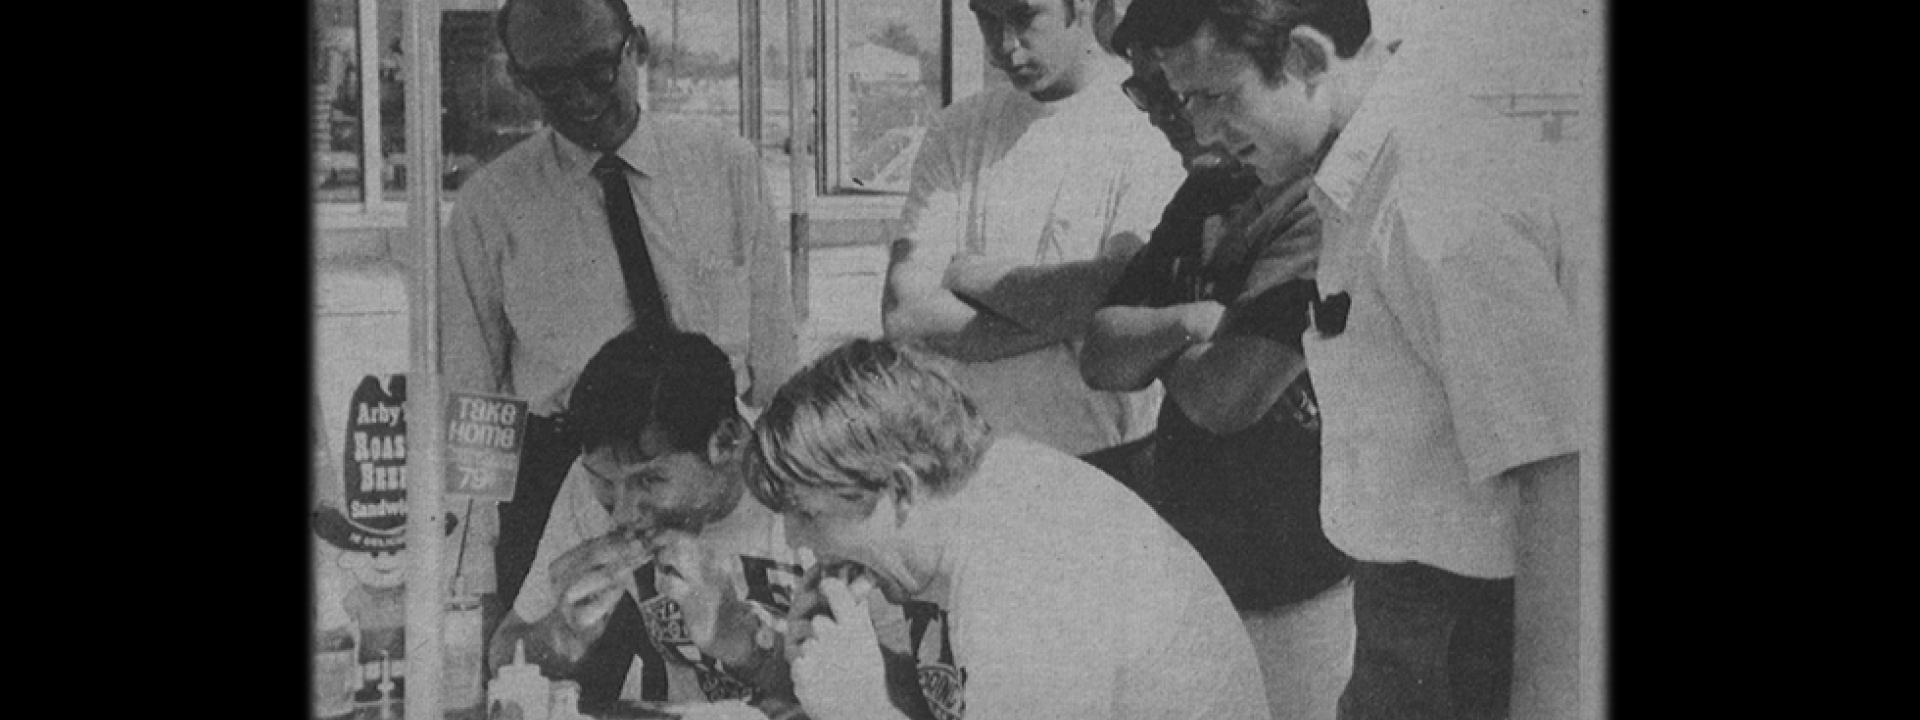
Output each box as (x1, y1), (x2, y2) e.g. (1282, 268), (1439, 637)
(1232, 181), (1322, 303)
(1103, 147), (1187, 256)
(1388, 204), (1582, 486)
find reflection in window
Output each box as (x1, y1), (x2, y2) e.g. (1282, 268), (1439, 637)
(313, 0), (957, 212)
(374, 0), (405, 200)
(377, 0), (405, 201)
(830, 0), (945, 194)
(757, 0), (795, 218)
(368, 2), (547, 201)
(313, 0), (362, 203)
(441, 10), (544, 189)
(634, 0), (742, 134)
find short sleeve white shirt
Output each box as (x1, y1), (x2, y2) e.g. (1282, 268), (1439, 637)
(441, 117), (795, 416)
(1303, 42), (1593, 578)
(898, 58), (1188, 456)
(901, 437), (1271, 720)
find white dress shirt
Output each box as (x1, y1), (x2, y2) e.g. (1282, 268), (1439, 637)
(1304, 41), (1593, 578)
(440, 115), (797, 416)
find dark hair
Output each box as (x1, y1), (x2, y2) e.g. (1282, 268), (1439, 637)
(569, 328), (740, 456)
(747, 339), (992, 514)
(1111, 0), (1370, 81)
(497, 0), (639, 65)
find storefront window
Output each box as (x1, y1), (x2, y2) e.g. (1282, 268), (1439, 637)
(314, 0), (963, 222)
(635, 0), (742, 134)
(377, 0), (407, 201)
(370, 0), (545, 201)
(823, 0), (947, 194)
(313, 0), (364, 204)
(440, 8), (545, 189)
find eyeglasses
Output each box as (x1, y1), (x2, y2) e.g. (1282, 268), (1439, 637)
(1121, 74), (1180, 116)
(512, 32), (632, 100)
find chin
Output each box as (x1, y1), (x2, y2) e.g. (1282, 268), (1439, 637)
(1004, 70), (1045, 90)
(556, 123), (619, 152)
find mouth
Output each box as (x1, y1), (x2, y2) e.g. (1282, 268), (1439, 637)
(789, 560), (871, 621)
(557, 103), (610, 128)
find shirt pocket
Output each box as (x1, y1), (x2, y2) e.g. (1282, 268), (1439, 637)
(682, 240), (752, 354)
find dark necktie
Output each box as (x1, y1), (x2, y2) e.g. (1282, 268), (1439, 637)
(593, 154), (670, 330)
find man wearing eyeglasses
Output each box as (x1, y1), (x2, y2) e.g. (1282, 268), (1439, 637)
(1080, 38), (1354, 720)
(1115, 2), (1594, 719)
(485, 329), (923, 716)
(442, 0), (798, 635)
(880, 0), (1186, 481)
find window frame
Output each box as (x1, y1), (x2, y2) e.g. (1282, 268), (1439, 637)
(314, 0), (985, 239)
(814, 0), (947, 197)
(811, 0), (986, 204)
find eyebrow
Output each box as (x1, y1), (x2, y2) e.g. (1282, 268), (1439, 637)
(519, 39), (626, 71)
(583, 452), (664, 479)
(969, 1), (1033, 17)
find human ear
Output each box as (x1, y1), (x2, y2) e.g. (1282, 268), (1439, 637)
(630, 25), (651, 61)
(706, 417), (748, 465)
(884, 463), (921, 524)
(1284, 26), (1336, 89)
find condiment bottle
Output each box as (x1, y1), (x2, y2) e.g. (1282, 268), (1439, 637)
(488, 640), (551, 720)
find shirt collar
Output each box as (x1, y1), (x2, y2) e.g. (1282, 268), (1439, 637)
(549, 112), (668, 178)
(1311, 43), (1406, 215)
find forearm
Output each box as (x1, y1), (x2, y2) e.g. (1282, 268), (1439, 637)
(946, 253), (1135, 340)
(1509, 452), (1583, 720)
(903, 304), (1062, 363)
(1164, 336), (1306, 435)
(1081, 306), (1197, 391)
(884, 276), (1058, 363)
(886, 233), (1089, 360)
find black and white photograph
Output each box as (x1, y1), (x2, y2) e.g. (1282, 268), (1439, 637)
(309, 1), (1605, 719)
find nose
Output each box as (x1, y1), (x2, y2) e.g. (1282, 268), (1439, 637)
(1189, 109), (1227, 150)
(986, 24), (1023, 63)
(610, 482), (649, 530)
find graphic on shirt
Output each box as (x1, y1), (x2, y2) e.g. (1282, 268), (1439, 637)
(906, 601), (966, 720)
(631, 555), (803, 702)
